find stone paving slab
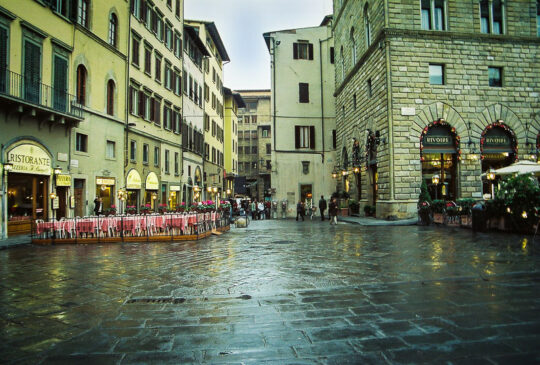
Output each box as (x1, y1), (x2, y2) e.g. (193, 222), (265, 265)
(0, 220), (539, 364)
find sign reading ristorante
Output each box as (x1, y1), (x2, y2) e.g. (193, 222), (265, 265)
(7, 144), (51, 175)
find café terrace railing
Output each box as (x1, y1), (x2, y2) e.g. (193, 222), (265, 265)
(32, 212), (230, 244)
(0, 68), (83, 119)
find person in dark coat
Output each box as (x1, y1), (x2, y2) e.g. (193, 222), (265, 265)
(296, 201), (305, 221)
(329, 197), (338, 225)
(93, 197), (102, 216)
(318, 195), (327, 221)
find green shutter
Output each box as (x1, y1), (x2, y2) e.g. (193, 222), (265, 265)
(0, 26), (8, 93)
(53, 55), (68, 112)
(24, 40), (41, 103)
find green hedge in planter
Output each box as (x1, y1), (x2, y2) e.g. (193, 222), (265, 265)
(349, 199), (360, 214)
(456, 198), (476, 215)
(431, 199), (446, 214)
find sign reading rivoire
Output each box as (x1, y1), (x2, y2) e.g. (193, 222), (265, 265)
(145, 172), (159, 190)
(7, 144), (51, 175)
(56, 174), (72, 187)
(126, 169), (142, 189)
(483, 128), (512, 152)
(423, 126), (455, 151)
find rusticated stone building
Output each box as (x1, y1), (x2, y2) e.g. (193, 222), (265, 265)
(333, 0), (540, 219)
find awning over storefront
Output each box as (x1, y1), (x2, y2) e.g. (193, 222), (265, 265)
(423, 125), (456, 154)
(482, 126), (514, 153)
(126, 169), (142, 189)
(145, 172), (159, 190)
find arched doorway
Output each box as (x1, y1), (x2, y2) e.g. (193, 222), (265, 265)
(480, 122), (517, 196)
(420, 120), (461, 201)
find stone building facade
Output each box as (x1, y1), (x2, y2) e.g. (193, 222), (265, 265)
(264, 17), (337, 217)
(236, 90), (272, 201)
(333, 0), (540, 219)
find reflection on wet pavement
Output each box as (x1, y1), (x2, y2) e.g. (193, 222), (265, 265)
(1, 220), (539, 363)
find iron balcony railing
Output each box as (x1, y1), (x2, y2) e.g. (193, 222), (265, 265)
(0, 68), (83, 119)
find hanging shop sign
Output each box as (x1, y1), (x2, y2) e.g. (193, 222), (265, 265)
(480, 122), (517, 159)
(145, 172), (159, 190)
(126, 169), (142, 189)
(96, 177), (115, 186)
(56, 174), (72, 187)
(7, 144), (51, 175)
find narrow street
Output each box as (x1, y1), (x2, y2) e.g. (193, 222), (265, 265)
(1, 220), (539, 364)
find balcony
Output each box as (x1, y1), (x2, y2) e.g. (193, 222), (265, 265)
(0, 68), (83, 124)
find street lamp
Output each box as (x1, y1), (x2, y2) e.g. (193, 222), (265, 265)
(53, 165), (62, 175)
(486, 168), (496, 199)
(117, 189), (126, 214)
(432, 174), (440, 200)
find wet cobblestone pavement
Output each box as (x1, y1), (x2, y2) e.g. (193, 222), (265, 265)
(1, 220), (540, 364)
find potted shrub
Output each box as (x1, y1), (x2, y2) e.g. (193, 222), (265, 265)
(445, 201), (459, 226)
(157, 203), (168, 214)
(126, 205), (137, 215)
(176, 202), (186, 213)
(417, 180), (432, 225)
(140, 204), (151, 214)
(496, 173), (540, 234)
(105, 205), (117, 216)
(431, 199), (446, 224)
(364, 204), (372, 217)
(456, 198), (475, 227)
(348, 199), (360, 215)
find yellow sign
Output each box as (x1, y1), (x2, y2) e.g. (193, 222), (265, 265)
(170, 185), (180, 191)
(145, 172), (159, 190)
(7, 144), (51, 175)
(96, 177), (115, 186)
(56, 174), (71, 187)
(126, 169), (142, 189)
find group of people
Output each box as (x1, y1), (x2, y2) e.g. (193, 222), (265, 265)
(249, 200), (270, 220)
(296, 196), (338, 224)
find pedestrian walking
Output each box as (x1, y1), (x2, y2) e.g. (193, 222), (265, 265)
(258, 201), (265, 220)
(251, 200), (257, 220)
(296, 200), (305, 221)
(318, 195), (327, 221)
(329, 197), (338, 225)
(93, 197), (102, 216)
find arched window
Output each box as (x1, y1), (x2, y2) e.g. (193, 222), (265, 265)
(536, 0), (540, 36)
(340, 46), (344, 80)
(364, 4), (371, 46)
(106, 79), (115, 115)
(350, 27), (357, 65)
(76, 65), (87, 105)
(108, 13), (118, 48)
(77, 0), (89, 28)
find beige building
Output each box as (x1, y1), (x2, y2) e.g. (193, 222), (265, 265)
(223, 87), (244, 198)
(264, 17), (337, 216)
(333, 0), (540, 219)
(236, 90), (272, 200)
(185, 20), (228, 202)
(126, 0), (184, 212)
(0, 0), (127, 237)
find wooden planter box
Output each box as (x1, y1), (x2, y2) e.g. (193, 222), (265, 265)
(446, 215), (460, 227)
(460, 215), (472, 228)
(433, 213), (444, 224)
(339, 208), (349, 216)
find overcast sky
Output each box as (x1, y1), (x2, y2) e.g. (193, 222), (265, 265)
(185, 0), (333, 91)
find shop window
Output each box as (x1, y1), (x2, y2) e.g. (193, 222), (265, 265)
(76, 133), (88, 152)
(8, 174), (48, 221)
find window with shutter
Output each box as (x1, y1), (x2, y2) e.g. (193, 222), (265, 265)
(299, 83), (309, 103)
(0, 26), (8, 93)
(295, 126), (300, 148)
(293, 42), (313, 60)
(53, 55), (68, 112)
(138, 91), (144, 117)
(24, 40), (41, 104)
(77, 0), (89, 28)
(76, 64), (86, 106)
(309, 126), (315, 149)
(106, 80), (115, 115)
